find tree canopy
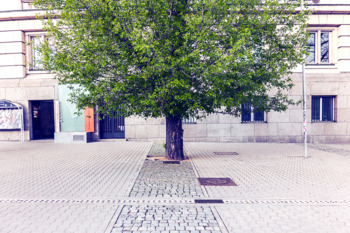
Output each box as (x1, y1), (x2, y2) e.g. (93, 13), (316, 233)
(33, 0), (310, 159)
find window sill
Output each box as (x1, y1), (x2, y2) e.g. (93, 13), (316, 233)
(306, 63), (335, 66)
(311, 121), (336, 123)
(306, 63), (337, 69)
(27, 70), (50, 74)
(241, 121), (267, 124)
(183, 122), (197, 124)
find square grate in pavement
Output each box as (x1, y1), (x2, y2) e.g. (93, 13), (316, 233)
(214, 152), (239, 155)
(163, 161), (181, 164)
(198, 178), (237, 186)
(194, 199), (224, 204)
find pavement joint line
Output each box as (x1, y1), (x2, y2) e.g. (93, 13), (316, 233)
(188, 152), (210, 198)
(210, 206), (229, 233)
(104, 205), (122, 233)
(1, 198), (350, 205)
(124, 142), (153, 197)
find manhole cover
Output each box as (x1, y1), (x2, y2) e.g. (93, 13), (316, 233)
(198, 178), (237, 186)
(214, 152), (239, 155)
(163, 161), (181, 164)
(194, 199), (224, 204)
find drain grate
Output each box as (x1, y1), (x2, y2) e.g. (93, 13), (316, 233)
(163, 161), (181, 164)
(214, 152), (239, 155)
(194, 199), (224, 204)
(198, 178), (237, 186)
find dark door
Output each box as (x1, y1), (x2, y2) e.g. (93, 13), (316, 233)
(100, 110), (125, 139)
(31, 101), (55, 140)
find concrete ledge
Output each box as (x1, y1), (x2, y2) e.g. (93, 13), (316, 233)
(54, 132), (92, 143)
(97, 139), (127, 142)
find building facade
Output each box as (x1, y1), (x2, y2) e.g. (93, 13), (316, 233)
(0, 0), (350, 143)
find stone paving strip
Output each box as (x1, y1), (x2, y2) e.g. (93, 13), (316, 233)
(305, 143), (350, 156)
(148, 142), (167, 156)
(111, 205), (222, 233)
(148, 142), (188, 157)
(185, 143), (350, 200)
(129, 160), (203, 198)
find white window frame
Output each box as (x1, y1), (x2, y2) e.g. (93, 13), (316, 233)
(306, 28), (335, 64)
(25, 32), (53, 74)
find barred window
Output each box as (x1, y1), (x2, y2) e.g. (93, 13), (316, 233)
(311, 96), (335, 122)
(241, 103), (265, 123)
(182, 116), (196, 124)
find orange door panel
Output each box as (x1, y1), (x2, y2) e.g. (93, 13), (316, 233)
(85, 107), (94, 132)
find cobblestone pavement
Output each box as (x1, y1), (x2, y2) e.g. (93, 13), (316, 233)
(148, 142), (187, 156)
(0, 142), (151, 199)
(111, 205), (221, 233)
(129, 160), (203, 198)
(148, 142), (166, 156)
(185, 143), (350, 200)
(217, 204), (350, 233)
(0, 203), (119, 233)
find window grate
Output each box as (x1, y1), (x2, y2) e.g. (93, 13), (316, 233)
(241, 103), (265, 123)
(183, 116), (196, 124)
(241, 103), (251, 122)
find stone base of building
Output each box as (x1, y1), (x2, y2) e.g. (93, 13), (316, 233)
(126, 136), (350, 144)
(54, 132), (92, 143)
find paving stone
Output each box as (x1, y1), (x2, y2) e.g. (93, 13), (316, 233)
(129, 160), (203, 198)
(185, 142), (350, 200)
(113, 206), (222, 233)
(0, 203), (118, 233)
(0, 142), (151, 199)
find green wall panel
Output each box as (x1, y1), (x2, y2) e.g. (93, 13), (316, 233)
(58, 85), (85, 132)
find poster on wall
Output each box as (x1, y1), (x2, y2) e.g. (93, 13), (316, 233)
(0, 109), (22, 129)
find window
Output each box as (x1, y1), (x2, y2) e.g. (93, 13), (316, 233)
(26, 33), (55, 71)
(306, 31), (331, 64)
(182, 116), (196, 124)
(241, 103), (266, 123)
(311, 96), (335, 122)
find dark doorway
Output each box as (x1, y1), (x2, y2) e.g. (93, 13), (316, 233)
(31, 100), (55, 140)
(100, 110), (125, 139)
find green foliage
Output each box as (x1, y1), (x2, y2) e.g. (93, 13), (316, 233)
(33, 0), (310, 119)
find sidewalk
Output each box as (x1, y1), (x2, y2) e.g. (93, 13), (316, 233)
(0, 142), (349, 233)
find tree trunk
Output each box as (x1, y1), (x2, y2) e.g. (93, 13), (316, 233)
(165, 115), (184, 160)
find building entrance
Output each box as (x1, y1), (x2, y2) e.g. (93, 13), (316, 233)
(100, 110), (125, 139)
(31, 100), (55, 140)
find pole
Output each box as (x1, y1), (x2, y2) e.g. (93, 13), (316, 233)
(301, 0), (307, 158)
(302, 63), (307, 158)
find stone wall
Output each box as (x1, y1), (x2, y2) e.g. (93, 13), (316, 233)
(125, 73), (350, 144)
(0, 78), (58, 141)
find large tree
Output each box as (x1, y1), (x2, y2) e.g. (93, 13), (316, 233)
(34, 0), (309, 160)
